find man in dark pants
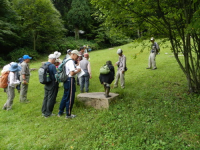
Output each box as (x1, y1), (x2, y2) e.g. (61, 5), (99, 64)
(58, 50), (81, 119)
(42, 54), (58, 118)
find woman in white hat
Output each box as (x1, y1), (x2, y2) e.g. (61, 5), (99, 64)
(54, 51), (62, 67)
(3, 62), (21, 110)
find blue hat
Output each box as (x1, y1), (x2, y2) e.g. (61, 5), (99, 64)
(9, 62), (21, 72)
(18, 58), (24, 63)
(23, 55), (32, 60)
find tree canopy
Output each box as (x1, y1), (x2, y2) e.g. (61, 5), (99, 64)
(91, 0), (200, 93)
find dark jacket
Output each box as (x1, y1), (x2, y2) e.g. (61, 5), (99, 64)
(99, 64), (115, 84)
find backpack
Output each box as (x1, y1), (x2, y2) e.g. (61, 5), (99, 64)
(100, 64), (110, 74)
(55, 59), (72, 83)
(153, 42), (160, 54)
(0, 71), (9, 88)
(38, 63), (52, 84)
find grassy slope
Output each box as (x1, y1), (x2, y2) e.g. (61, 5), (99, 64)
(0, 40), (200, 149)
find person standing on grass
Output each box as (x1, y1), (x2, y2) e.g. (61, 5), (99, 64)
(76, 47), (84, 86)
(3, 62), (21, 111)
(63, 49), (72, 62)
(146, 37), (160, 70)
(99, 61), (115, 98)
(42, 54), (58, 118)
(20, 55), (32, 103)
(79, 53), (92, 93)
(58, 50), (81, 119)
(114, 49), (126, 89)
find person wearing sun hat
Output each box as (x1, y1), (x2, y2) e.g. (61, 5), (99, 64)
(3, 62), (21, 110)
(20, 55), (32, 103)
(58, 50), (81, 119)
(53, 51), (62, 65)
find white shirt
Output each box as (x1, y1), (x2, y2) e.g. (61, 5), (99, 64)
(65, 59), (76, 77)
(8, 72), (20, 87)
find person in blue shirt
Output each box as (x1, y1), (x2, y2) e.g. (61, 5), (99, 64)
(42, 54), (58, 118)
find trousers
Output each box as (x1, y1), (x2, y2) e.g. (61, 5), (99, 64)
(20, 75), (30, 102)
(4, 86), (15, 110)
(42, 82), (58, 117)
(114, 70), (125, 88)
(148, 52), (156, 69)
(79, 72), (90, 92)
(58, 77), (76, 116)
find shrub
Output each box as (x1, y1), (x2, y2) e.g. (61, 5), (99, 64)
(0, 57), (6, 67)
(8, 47), (39, 61)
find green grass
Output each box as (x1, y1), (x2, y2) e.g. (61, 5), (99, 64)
(0, 40), (200, 149)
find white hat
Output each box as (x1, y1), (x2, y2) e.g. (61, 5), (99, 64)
(117, 49), (123, 54)
(53, 51), (61, 59)
(55, 58), (62, 63)
(150, 37), (154, 41)
(48, 54), (56, 59)
(71, 50), (81, 56)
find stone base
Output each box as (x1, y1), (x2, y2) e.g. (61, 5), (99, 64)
(77, 92), (119, 109)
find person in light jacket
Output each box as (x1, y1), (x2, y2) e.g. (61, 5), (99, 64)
(3, 62), (21, 111)
(114, 49), (126, 89)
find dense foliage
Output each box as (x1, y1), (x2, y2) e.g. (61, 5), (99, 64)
(91, 0), (200, 93)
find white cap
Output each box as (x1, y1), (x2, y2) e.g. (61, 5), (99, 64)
(117, 49), (123, 54)
(71, 50), (81, 56)
(150, 37), (154, 41)
(54, 51), (61, 58)
(48, 54), (56, 59)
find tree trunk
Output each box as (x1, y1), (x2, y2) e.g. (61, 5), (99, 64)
(75, 27), (79, 40)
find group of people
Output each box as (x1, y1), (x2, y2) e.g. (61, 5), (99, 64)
(2, 37), (158, 119)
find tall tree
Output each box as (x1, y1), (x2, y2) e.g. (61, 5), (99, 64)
(0, 0), (19, 55)
(67, 0), (91, 40)
(91, 0), (200, 93)
(11, 0), (66, 52)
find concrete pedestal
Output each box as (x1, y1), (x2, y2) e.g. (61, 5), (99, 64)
(77, 92), (119, 109)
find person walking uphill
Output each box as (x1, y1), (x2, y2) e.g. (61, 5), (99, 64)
(99, 61), (115, 98)
(146, 37), (160, 70)
(20, 55), (32, 103)
(42, 54), (58, 118)
(114, 49), (127, 89)
(3, 63), (21, 110)
(58, 50), (81, 119)
(79, 53), (92, 93)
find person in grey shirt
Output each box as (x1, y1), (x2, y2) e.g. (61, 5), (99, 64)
(146, 37), (160, 70)
(79, 53), (92, 93)
(20, 55), (32, 103)
(114, 49), (126, 89)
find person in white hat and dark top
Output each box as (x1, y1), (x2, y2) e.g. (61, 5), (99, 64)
(146, 37), (160, 70)
(20, 55), (32, 103)
(3, 62), (21, 110)
(114, 49), (126, 89)
(42, 54), (58, 118)
(58, 50), (81, 119)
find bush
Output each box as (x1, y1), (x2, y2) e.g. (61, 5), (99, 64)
(62, 37), (100, 52)
(8, 47), (39, 61)
(0, 57), (6, 68)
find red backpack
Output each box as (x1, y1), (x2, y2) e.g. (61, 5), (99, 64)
(0, 71), (9, 88)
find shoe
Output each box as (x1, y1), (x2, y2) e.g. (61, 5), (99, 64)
(66, 114), (76, 119)
(2, 107), (6, 110)
(152, 68), (157, 70)
(6, 108), (12, 111)
(121, 87), (125, 89)
(113, 85), (118, 88)
(146, 67), (151, 69)
(50, 113), (55, 116)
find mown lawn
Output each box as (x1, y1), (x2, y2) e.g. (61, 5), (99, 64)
(0, 40), (200, 149)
